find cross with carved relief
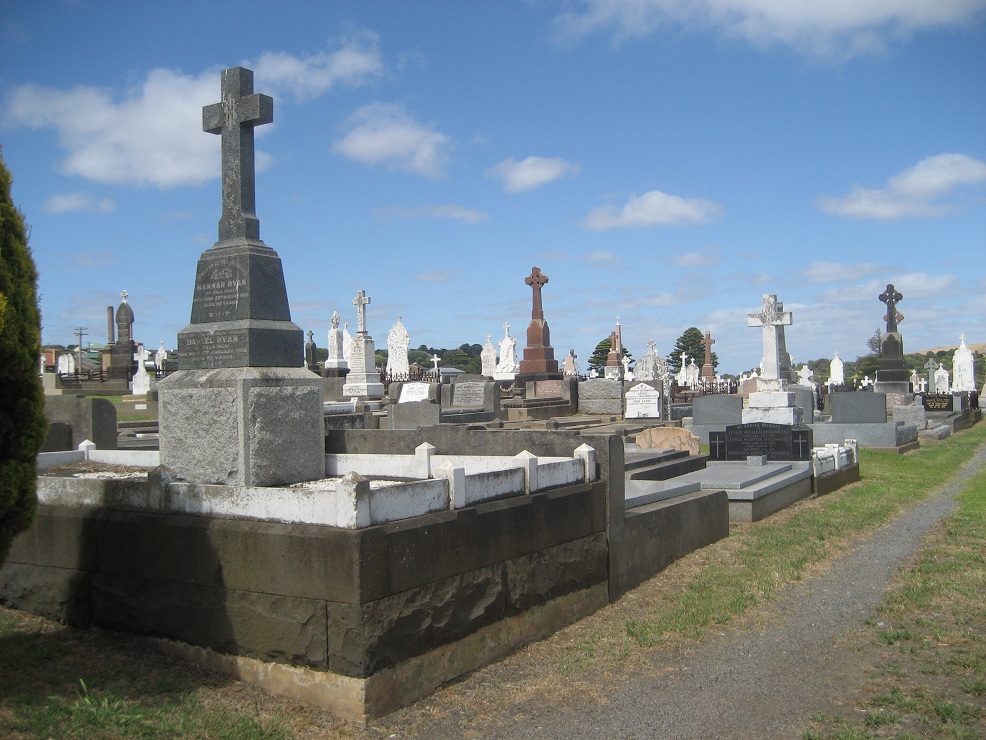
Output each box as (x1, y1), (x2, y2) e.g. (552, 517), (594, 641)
(352, 290), (370, 334)
(203, 67), (273, 243)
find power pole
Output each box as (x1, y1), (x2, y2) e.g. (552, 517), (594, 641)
(74, 327), (88, 375)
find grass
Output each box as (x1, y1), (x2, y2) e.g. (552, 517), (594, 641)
(0, 610), (296, 738)
(802, 439), (986, 739)
(623, 424), (986, 648)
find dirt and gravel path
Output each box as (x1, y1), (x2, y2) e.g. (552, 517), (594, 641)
(361, 440), (986, 739)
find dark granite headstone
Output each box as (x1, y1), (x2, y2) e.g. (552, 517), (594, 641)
(709, 422), (813, 461)
(692, 394), (742, 424)
(830, 392), (888, 423)
(922, 393), (954, 411)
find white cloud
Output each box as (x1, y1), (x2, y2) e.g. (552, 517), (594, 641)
(587, 250), (620, 263)
(43, 192), (116, 214)
(552, 0), (986, 58)
(817, 153), (986, 220)
(376, 204), (488, 223)
(6, 70), (219, 188)
(73, 251), (116, 267)
(418, 271), (452, 282)
(801, 261), (879, 283)
(254, 31), (383, 101)
(486, 156), (580, 192)
(673, 247), (722, 267)
(331, 102), (452, 178)
(583, 189), (721, 230)
(3, 33), (383, 188)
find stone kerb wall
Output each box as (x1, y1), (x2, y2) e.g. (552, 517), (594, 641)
(5, 431), (611, 718)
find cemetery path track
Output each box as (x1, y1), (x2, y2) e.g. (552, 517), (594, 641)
(370, 440), (986, 739)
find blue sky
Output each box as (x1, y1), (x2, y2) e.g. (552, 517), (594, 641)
(2, 0), (984, 373)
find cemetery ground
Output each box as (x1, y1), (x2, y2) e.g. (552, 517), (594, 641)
(0, 428), (982, 738)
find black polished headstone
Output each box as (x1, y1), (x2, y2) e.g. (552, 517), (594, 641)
(709, 422), (813, 461)
(922, 393), (954, 411)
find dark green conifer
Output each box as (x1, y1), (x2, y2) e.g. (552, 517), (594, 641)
(0, 150), (47, 563)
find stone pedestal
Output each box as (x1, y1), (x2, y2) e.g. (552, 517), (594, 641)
(159, 368), (324, 486)
(519, 318), (559, 375)
(742, 387), (803, 425)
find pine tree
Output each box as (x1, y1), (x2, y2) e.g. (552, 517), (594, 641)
(587, 337), (633, 374)
(0, 150), (47, 564)
(667, 327), (718, 374)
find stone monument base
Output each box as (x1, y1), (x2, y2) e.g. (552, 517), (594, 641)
(158, 367), (324, 486)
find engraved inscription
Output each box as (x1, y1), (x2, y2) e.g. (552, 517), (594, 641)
(533, 379), (563, 398)
(181, 329), (247, 367)
(452, 382), (486, 408)
(195, 258), (248, 321)
(922, 394), (953, 411)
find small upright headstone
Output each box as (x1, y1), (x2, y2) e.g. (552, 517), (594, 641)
(481, 334), (497, 376)
(304, 330), (318, 373)
(934, 363), (950, 394)
(828, 352), (845, 387)
(625, 383), (661, 419)
(562, 348), (578, 376)
(110, 290), (137, 377)
(494, 322), (519, 379)
(324, 310), (348, 376)
(131, 344), (151, 396)
(386, 315), (410, 378)
(154, 341), (168, 372)
(952, 335), (975, 392)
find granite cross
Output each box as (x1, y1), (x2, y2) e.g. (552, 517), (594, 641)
(878, 284), (904, 334)
(352, 290), (370, 334)
(747, 294), (792, 380)
(646, 339), (656, 354)
(525, 267), (549, 320)
(925, 357), (939, 393)
(431, 354), (441, 370)
(701, 330), (715, 366)
(203, 67), (273, 243)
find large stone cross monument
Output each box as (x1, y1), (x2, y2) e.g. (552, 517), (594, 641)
(747, 294), (793, 389)
(158, 66), (324, 487)
(518, 266), (560, 378)
(700, 330), (716, 381)
(874, 282), (911, 395)
(743, 293), (802, 424)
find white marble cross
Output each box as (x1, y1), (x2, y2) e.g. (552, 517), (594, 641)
(352, 290), (370, 334)
(747, 294), (792, 380)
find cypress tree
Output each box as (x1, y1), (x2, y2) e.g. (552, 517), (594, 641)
(0, 149), (47, 563)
